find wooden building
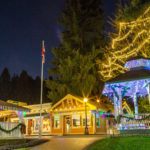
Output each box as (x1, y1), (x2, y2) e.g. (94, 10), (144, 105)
(7, 94), (114, 136)
(0, 100), (29, 122)
(11, 103), (52, 135)
(49, 94), (114, 135)
(0, 100), (30, 138)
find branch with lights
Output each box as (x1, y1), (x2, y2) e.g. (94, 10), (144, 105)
(98, 6), (150, 81)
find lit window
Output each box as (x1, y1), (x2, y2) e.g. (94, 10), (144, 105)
(43, 118), (50, 132)
(34, 119), (39, 131)
(83, 115), (91, 126)
(54, 115), (60, 128)
(72, 115), (80, 127)
(96, 118), (100, 128)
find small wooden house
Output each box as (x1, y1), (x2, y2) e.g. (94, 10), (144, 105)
(0, 100), (30, 138)
(49, 94), (114, 135)
(11, 103), (52, 136)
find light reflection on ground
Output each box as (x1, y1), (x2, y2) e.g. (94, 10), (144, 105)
(29, 135), (106, 150)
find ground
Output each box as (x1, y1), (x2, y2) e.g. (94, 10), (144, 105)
(0, 138), (48, 149)
(87, 136), (150, 150)
(30, 135), (105, 150)
(0, 139), (27, 146)
(2, 136), (149, 150)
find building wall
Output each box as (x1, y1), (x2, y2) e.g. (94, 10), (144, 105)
(95, 117), (107, 134)
(50, 112), (110, 135)
(11, 116), (51, 135)
(11, 113), (113, 135)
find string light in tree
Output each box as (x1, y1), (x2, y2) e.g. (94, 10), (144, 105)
(98, 6), (150, 81)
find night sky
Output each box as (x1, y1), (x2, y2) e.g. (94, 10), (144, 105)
(0, 0), (119, 79)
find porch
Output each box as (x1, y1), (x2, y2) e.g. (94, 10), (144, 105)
(117, 113), (150, 135)
(0, 100), (29, 138)
(49, 94), (114, 135)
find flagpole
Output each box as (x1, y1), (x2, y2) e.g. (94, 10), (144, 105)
(39, 40), (44, 138)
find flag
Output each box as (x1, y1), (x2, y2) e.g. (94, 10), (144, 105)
(42, 41), (45, 63)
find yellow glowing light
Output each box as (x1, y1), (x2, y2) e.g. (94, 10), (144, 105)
(98, 6), (150, 81)
(84, 98), (88, 102)
(96, 99), (100, 103)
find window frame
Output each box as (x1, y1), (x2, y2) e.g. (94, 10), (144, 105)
(72, 115), (81, 128)
(82, 114), (91, 127)
(54, 115), (60, 129)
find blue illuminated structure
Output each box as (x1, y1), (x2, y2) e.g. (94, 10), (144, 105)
(103, 59), (150, 118)
(125, 59), (150, 71)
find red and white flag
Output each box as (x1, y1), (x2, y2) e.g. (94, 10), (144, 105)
(42, 41), (45, 64)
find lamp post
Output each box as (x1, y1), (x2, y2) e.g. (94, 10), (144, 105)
(84, 98), (89, 135)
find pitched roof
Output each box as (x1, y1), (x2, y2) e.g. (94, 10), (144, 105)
(50, 94), (113, 112)
(50, 94), (97, 111)
(0, 100), (30, 111)
(107, 69), (150, 83)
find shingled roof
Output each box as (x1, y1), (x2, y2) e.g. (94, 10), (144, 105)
(107, 68), (150, 83)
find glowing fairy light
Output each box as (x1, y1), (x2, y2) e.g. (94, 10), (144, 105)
(98, 6), (150, 81)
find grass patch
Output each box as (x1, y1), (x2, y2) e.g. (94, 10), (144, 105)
(0, 138), (49, 150)
(14, 147), (32, 150)
(87, 136), (150, 150)
(0, 139), (29, 146)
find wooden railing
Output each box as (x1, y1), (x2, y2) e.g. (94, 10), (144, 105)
(117, 113), (150, 130)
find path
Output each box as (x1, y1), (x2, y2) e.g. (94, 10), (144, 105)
(30, 135), (106, 150)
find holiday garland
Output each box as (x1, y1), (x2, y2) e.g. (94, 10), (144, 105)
(0, 123), (26, 134)
(105, 114), (114, 118)
(116, 114), (150, 124)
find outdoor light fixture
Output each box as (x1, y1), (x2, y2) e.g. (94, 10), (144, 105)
(84, 98), (88, 102)
(96, 99), (100, 103)
(84, 97), (89, 135)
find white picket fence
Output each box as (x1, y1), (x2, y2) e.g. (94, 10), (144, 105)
(0, 122), (22, 138)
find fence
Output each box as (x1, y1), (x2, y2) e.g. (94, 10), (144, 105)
(0, 122), (22, 138)
(116, 113), (150, 135)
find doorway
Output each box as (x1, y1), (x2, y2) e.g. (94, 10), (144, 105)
(28, 119), (33, 135)
(64, 116), (71, 134)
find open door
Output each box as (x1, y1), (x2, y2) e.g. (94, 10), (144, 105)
(28, 119), (33, 135)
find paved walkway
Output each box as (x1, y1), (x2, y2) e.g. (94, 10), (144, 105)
(30, 135), (106, 150)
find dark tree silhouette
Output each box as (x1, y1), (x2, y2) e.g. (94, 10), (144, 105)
(0, 68), (51, 105)
(0, 68), (11, 100)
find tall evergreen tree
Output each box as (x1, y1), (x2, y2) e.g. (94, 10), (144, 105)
(47, 0), (105, 103)
(59, 0), (105, 52)
(0, 68), (49, 104)
(32, 76), (41, 104)
(98, 0), (150, 81)
(0, 68), (11, 100)
(16, 70), (32, 103)
(115, 0), (150, 21)
(138, 96), (150, 113)
(10, 74), (19, 100)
